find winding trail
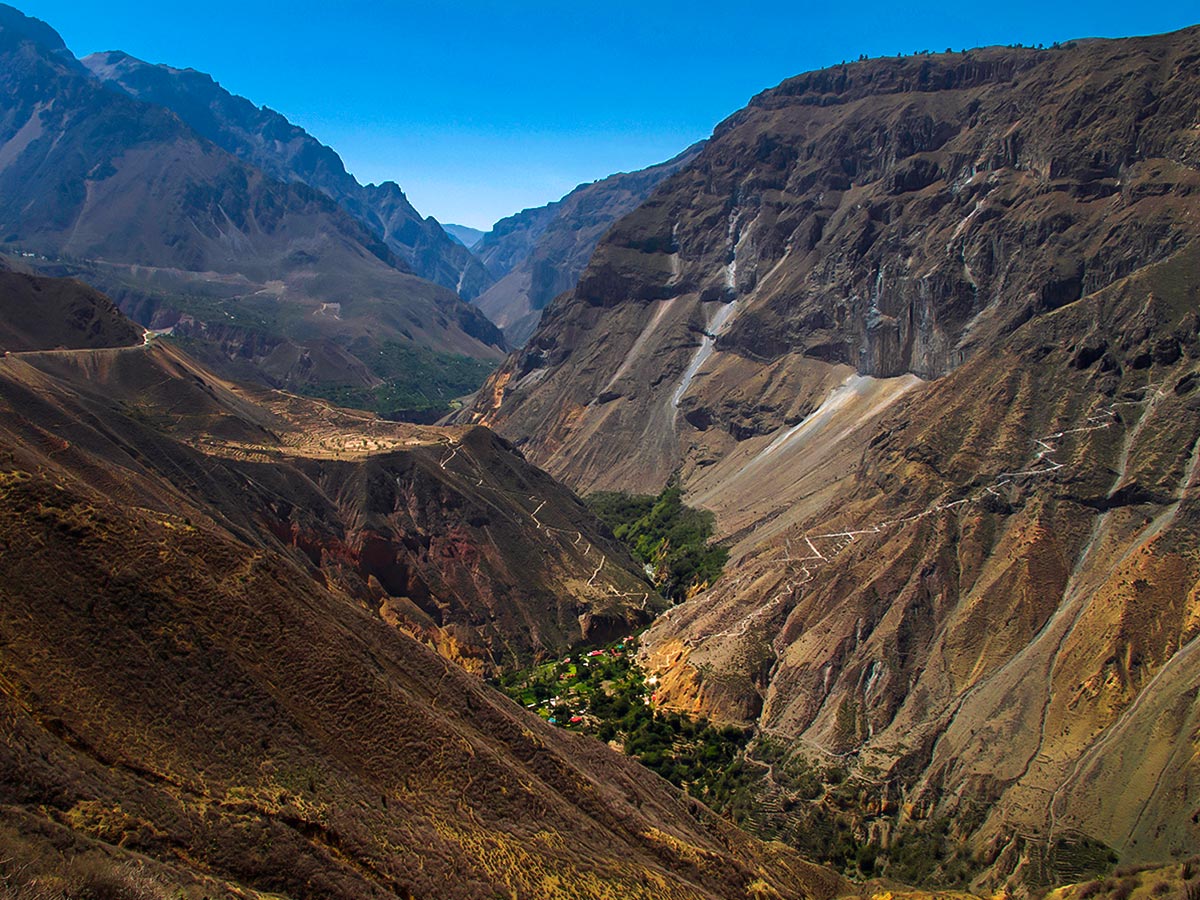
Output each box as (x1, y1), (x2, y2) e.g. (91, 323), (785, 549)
(433, 438), (653, 603)
(689, 380), (1169, 651)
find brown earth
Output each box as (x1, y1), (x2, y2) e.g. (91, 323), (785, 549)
(0, 271), (842, 899)
(0, 261), (142, 352)
(0, 319), (656, 670)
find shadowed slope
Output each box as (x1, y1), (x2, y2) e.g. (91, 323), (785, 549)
(0, 277), (840, 899)
(0, 260), (142, 351)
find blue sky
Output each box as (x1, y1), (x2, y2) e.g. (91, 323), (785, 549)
(14, 1), (1200, 229)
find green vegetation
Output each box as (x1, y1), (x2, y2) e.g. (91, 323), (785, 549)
(587, 479), (728, 602)
(493, 636), (752, 808)
(737, 737), (988, 886)
(298, 342), (496, 421)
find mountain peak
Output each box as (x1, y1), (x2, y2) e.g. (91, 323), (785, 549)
(0, 3), (68, 53)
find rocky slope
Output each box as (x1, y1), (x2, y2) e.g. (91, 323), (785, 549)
(82, 49), (494, 302)
(0, 6), (503, 404)
(471, 144), (704, 345)
(465, 28), (1200, 889)
(0, 285), (654, 670)
(0, 271), (845, 899)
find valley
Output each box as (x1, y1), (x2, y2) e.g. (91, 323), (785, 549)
(1, 3), (1199, 899)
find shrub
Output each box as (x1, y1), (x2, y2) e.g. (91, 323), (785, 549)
(65, 858), (167, 900)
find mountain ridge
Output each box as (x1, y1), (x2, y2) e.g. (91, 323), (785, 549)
(81, 48), (495, 302)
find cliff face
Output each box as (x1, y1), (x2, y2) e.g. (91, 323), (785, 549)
(464, 28), (1200, 887)
(472, 144), (704, 345)
(470, 31), (1200, 492)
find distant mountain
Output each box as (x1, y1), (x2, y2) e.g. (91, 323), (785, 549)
(0, 5), (503, 418)
(82, 49), (494, 301)
(442, 222), (486, 249)
(472, 143), (704, 345)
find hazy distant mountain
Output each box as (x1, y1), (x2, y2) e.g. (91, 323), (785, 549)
(81, 49), (494, 301)
(0, 5), (503, 417)
(472, 143), (704, 345)
(442, 222), (486, 249)
(474, 203), (559, 279)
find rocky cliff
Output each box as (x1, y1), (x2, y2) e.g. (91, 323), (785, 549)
(465, 28), (1200, 889)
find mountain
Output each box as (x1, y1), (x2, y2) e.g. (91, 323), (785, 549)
(0, 6), (503, 420)
(471, 143), (705, 345)
(463, 29), (1200, 890)
(442, 222), (486, 249)
(0, 270), (844, 899)
(81, 49), (494, 302)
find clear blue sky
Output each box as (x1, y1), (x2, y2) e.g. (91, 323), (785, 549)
(14, 1), (1200, 230)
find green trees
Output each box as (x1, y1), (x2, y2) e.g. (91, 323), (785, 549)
(587, 479), (728, 602)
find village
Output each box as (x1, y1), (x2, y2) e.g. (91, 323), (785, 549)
(492, 633), (756, 809)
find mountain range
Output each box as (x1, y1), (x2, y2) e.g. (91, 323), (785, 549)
(81, 50), (494, 303)
(2, 3), (1200, 898)
(0, 5), (505, 422)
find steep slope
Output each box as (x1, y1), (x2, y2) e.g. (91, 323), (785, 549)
(472, 143), (704, 345)
(0, 271), (845, 899)
(0, 6), (502, 410)
(82, 49), (494, 301)
(0, 290), (655, 670)
(464, 28), (1200, 889)
(644, 241), (1200, 884)
(0, 257), (142, 350)
(471, 32), (1200, 491)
